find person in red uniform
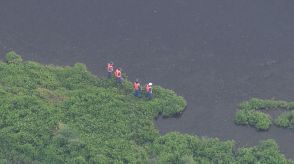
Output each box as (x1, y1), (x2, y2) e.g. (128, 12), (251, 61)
(133, 79), (141, 97)
(106, 62), (114, 78)
(114, 67), (122, 84)
(145, 82), (153, 100)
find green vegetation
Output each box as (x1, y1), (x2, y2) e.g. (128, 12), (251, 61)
(235, 98), (294, 130)
(0, 52), (292, 163)
(275, 111), (294, 128)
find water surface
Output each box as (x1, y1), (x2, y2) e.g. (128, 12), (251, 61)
(1, 0), (294, 158)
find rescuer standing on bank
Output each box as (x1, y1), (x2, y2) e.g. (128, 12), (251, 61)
(115, 67), (122, 84)
(145, 82), (153, 100)
(106, 62), (114, 78)
(133, 79), (141, 97)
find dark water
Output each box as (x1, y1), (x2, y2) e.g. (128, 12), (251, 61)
(1, 0), (294, 158)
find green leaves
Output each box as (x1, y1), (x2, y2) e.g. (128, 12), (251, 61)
(235, 110), (271, 130)
(0, 54), (291, 163)
(0, 55), (187, 163)
(275, 111), (294, 128)
(235, 98), (294, 130)
(5, 51), (23, 64)
(236, 140), (289, 164)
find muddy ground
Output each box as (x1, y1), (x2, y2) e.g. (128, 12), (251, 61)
(1, 0), (294, 158)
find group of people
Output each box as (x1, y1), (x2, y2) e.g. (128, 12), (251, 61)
(107, 62), (153, 100)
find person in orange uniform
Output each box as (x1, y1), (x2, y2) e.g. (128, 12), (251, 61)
(106, 61), (114, 78)
(133, 79), (141, 97)
(145, 82), (153, 100)
(114, 67), (122, 84)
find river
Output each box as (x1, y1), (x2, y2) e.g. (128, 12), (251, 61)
(1, 0), (294, 158)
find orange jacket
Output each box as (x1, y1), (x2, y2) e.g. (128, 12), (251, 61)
(115, 69), (121, 78)
(146, 85), (152, 93)
(133, 82), (140, 90)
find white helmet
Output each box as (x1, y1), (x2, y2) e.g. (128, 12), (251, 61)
(149, 83), (152, 86)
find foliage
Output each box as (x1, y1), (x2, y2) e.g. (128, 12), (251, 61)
(236, 139), (290, 164)
(235, 98), (294, 130)
(150, 132), (235, 163)
(150, 132), (292, 164)
(239, 98), (288, 111)
(235, 110), (271, 130)
(275, 111), (294, 128)
(0, 53), (292, 163)
(5, 51), (23, 64)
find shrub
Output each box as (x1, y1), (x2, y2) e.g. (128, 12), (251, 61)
(237, 140), (288, 164)
(287, 102), (294, 110)
(239, 98), (266, 110)
(277, 111), (294, 129)
(275, 112), (290, 128)
(0, 54), (291, 163)
(153, 86), (187, 117)
(235, 110), (250, 125)
(72, 156), (86, 164)
(235, 98), (294, 130)
(5, 51), (23, 64)
(255, 113), (271, 130)
(179, 155), (197, 164)
(242, 111), (271, 130)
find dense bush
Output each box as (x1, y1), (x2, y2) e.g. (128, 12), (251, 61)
(150, 132), (235, 163)
(235, 98), (294, 130)
(0, 53), (292, 163)
(235, 110), (271, 130)
(236, 139), (290, 164)
(238, 98), (288, 111)
(150, 132), (292, 164)
(275, 111), (294, 128)
(5, 51), (23, 64)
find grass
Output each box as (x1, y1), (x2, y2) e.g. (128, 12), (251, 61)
(0, 52), (292, 163)
(235, 98), (294, 130)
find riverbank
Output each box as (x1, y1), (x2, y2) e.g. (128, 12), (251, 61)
(1, 0), (294, 158)
(0, 52), (292, 163)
